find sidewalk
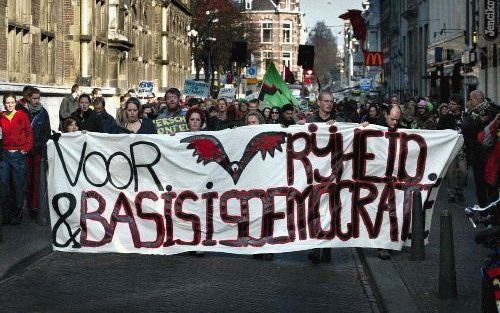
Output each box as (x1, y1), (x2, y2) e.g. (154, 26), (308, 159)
(361, 175), (491, 312)
(0, 215), (52, 281)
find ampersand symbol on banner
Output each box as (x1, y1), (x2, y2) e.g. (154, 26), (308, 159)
(51, 193), (81, 248)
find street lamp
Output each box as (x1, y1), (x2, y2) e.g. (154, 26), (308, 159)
(206, 11), (219, 94)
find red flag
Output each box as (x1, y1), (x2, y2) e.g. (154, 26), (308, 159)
(361, 48), (384, 66)
(339, 10), (366, 44)
(283, 64), (295, 84)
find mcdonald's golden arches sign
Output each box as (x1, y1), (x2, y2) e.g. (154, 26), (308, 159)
(362, 50), (384, 66)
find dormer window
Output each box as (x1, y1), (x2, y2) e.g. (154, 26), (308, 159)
(245, 0), (252, 10)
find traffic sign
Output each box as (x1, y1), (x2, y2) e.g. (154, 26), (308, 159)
(246, 66), (257, 78)
(360, 78), (372, 91)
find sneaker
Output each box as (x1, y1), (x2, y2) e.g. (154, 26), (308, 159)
(378, 249), (391, 260)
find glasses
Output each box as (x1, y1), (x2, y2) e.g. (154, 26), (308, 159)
(272, 111), (279, 114)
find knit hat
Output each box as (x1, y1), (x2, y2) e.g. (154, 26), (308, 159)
(417, 100), (427, 108)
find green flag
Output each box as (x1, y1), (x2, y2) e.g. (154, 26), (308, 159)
(258, 63), (298, 108)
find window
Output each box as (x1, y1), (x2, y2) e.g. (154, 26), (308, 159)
(283, 23), (291, 43)
(282, 52), (291, 67)
(261, 22), (273, 43)
(245, 0), (252, 10)
(40, 34), (55, 83)
(262, 51), (273, 71)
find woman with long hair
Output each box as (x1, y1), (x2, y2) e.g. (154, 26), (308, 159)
(269, 107), (281, 124)
(262, 107), (271, 123)
(121, 97), (157, 134)
(0, 92), (33, 225)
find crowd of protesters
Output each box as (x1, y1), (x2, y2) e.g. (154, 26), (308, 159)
(0, 83), (498, 264)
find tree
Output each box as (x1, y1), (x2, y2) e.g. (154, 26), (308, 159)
(307, 21), (339, 90)
(191, 0), (258, 81)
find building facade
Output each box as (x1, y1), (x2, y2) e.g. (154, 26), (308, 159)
(477, 0), (499, 105)
(0, 0), (191, 102)
(241, 0), (303, 80)
(371, 0), (497, 104)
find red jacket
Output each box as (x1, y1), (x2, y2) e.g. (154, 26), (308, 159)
(477, 118), (499, 186)
(0, 110), (33, 152)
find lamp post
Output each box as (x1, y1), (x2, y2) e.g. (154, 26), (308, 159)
(206, 10), (219, 94)
(187, 28), (198, 80)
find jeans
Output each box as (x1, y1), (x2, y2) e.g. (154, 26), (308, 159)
(446, 148), (467, 197)
(0, 150), (27, 214)
(26, 152), (42, 210)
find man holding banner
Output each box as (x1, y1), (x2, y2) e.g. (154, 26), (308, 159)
(307, 91), (341, 124)
(155, 88), (188, 134)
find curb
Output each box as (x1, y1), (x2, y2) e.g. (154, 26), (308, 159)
(356, 248), (389, 313)
(357, 248), (419, 313)
(0, 245), (53, 283)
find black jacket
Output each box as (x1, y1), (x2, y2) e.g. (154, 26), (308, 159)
(96, 110), (119, 134)
(71, 109), (102, 132)
(27, 107), (51, 156)
(117, 118), (157, 134)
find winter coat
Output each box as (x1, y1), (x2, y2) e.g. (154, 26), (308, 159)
(71, 108), (102, 133)
(96, 110), (119, 134)
(0, 110), (33, 152)
(477, 118), (499, 186)
(27, 106), (51, 156)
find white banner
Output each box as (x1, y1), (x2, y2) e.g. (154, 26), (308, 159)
(48, 123), (463, 255)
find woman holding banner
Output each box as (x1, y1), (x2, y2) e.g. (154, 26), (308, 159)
(186, 107), (205, 132)
(0, 92), (33, 225)
(120, 97), (157, 134)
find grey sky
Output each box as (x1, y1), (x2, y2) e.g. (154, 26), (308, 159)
(300, 0), (363, 47)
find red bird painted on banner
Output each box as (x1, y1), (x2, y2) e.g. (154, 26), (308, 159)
(181, 132), (287, 184)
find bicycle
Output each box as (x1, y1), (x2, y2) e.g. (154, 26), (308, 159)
(465, 197), (500, 313)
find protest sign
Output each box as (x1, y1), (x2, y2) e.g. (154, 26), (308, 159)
(153, 115), (189, 134)
(218, 87), (236, 100)
(183, 80), (209, 98)
(47, 124), (462, 255)
(138, 81), (154, 96)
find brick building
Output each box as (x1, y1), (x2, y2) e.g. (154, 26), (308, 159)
(0, 0), (191, 124)
(241, 0), (303, 80)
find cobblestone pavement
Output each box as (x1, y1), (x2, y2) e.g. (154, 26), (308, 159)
(0, 248), (380, 313)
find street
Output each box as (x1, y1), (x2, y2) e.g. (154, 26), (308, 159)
(0, 248), (378, 313)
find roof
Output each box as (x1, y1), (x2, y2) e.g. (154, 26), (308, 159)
(250, 0), (279, 11)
